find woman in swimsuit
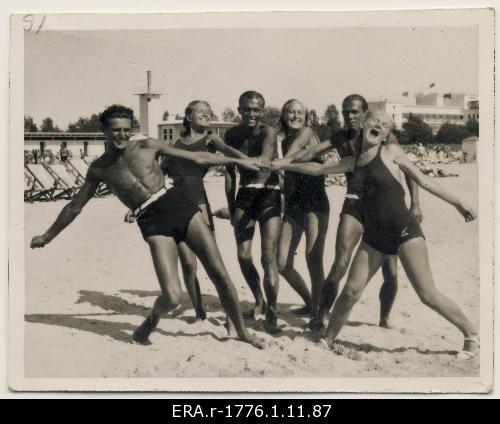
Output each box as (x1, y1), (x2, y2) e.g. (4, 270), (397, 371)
(160, 100), (250, 321)
(273, 110), (478, 358)
(277, 99), (330, 318)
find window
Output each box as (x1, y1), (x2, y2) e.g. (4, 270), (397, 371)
(169, 129), (173, 140)
(163, 128), (169, 140)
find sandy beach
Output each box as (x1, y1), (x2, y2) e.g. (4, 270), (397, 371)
(23, 163), (479, 379)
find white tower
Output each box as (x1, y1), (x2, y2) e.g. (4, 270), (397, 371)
(134, 71), (162, 136)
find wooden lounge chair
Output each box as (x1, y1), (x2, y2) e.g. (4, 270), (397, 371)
(44, 164), (83, 198)
(24, 171), (35, 202)
(24, 164), (72, 201)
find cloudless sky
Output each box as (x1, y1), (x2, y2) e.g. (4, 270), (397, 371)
(25, 27), (478, 130)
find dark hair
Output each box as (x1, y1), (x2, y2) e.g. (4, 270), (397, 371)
(181, 100), (212, 137)
(99, 104), (134, 131)
(238, 91), (265, 107)
(279, 99), (309, 134)
(342, 94), (369, 112)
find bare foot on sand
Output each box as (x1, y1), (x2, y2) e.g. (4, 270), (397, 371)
(241, 334), (265, 350)
(132, 314), (159, 345)
(242, 302), (267, 320)
(456, 336), (480, 360)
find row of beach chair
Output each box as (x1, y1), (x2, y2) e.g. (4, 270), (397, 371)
(24, 159), (112, 202)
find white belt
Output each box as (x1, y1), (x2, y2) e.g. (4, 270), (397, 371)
(239, 183), (280, 190)
(133, 187), (168, 217)
(344, 193), (360, 200)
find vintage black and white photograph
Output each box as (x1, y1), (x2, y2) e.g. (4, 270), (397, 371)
(9, 9), (495, 392)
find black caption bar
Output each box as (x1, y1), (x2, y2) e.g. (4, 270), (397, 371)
(166, 399), (335, 420)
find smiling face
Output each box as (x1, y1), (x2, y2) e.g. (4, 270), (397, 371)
(362, 111), (394, 147)
(105, 118), (132, 150)
(282, 100), (307, 130)
(238, 97), (264, 128)
(187, 102), (212, 130)
(342, 99), (366, 131)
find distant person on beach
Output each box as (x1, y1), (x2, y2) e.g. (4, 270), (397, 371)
(224, 90), (282, 334)
(278, 99), (330, 318)
(60, 144), (70, 162)
(31, 104), (265, 350)
(273, 94), (422, 332)
(273, 111), (479, 359)
(417, 143), (426, 160)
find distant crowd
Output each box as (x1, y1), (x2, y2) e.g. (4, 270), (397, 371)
(24, 144), (86, 166)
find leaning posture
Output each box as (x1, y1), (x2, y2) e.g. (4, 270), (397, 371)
(273, 111), (478, 358)
(31, 104), (264, 349)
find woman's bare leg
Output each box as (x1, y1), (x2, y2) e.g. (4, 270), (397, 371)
(278, 217), (312, 314)
(398, 238), (478, 350)
(185, 213), (264, 349)
(178, 242), (206, 321)
(323, 242), (386, 345)
(304, 211), (329, 318)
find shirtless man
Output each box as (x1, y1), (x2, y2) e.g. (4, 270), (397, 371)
(224, 91), (282, 333)
(30, 104), (264, 349)
(274, 94), (422, 331)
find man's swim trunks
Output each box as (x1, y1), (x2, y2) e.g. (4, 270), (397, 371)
(136, 187), (201, 243)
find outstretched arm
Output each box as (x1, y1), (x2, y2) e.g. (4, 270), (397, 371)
(31, 169), (101, 248)
(276, 139), (335, 167)
(274, 156), (355, 176)
(209, 133), (249, 159)
(390, 144), (475, 221)
(144, 136), (264, 171)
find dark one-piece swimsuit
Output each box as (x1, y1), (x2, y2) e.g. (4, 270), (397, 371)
(161, 136), (216, 232)
(281, 131), (330, 223)
(355, 144), (424, 255)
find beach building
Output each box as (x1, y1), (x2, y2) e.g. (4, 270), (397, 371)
(158, 120), (236, 144)
(368, 92), (479, 133)
(24, 132), (106, 158)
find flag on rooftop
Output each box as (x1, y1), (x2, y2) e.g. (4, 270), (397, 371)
(429, 82), (435, 88)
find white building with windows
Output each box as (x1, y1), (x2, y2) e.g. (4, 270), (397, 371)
(368, 92), (478, 133)
(158, 120), (236, 145)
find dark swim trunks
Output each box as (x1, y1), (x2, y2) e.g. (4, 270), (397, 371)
(235, 187), (282, 223)
(136, 187), (201, 243)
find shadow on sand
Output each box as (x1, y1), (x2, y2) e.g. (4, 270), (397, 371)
(25, 290), (457, 356)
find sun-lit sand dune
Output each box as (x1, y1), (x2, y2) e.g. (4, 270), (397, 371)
(24, 163), (479, 379)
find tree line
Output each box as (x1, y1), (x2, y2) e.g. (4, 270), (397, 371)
(25, 108), (479, 145)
